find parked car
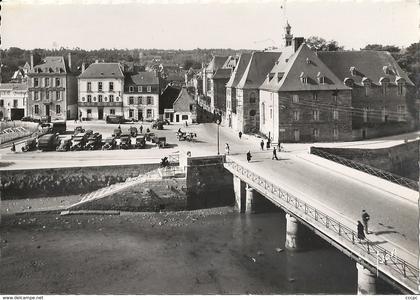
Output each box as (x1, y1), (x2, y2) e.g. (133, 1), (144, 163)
(21, 116), (33, 122)
(102, 137), (117, 150)
(85, 129), (94, 138)
(106, 115), (124, 124)
(119, 134), (132, 149)
(70, 133), (88, 151)
(85, 133), (103, 150)
(135, 135), (146, 149)
(51, 120), (66, 134)
(145, 132), (155, 142)
(155, 136), (167, 148)
(21, 138), (37, 152)
(56, 137), (72, 152)
(129, 126), (138, 137)
(38, 133), (60, 151)
(162, 119), (170, 125)
(73, 126), (85, 136)
(151, 121), (164, 130)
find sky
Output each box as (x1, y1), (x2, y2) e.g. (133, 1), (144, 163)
(1, 0), (419, 50)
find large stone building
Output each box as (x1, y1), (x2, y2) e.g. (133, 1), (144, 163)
(27, 54), (78, 121)
(0, 83), (28, 120)
(123, 71), (160, 121)
(78, 62), (124, 120)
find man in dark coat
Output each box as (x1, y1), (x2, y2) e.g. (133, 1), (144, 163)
(260, 140), (264, 150)
(246, 151), (252, 163)
(362, 210), (370, 234)
(272, 147), (279, 160)
(239, 131), (242, 139)
(357, 221), (365, 241)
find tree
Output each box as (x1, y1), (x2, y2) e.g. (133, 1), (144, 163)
(306, 36), (343, 51)
(362, 44), (401, 53)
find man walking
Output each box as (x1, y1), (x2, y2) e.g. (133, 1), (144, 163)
(225, 143), (230, 155)
(272, 147), (279, 160)
(239, 131), (242, 139)
(266, 139), (271, 149)
(246, 151), (252, 163)
(362, 210), (370, 234)
(260, 140), (264, 151)
(139, 125), (143, 134)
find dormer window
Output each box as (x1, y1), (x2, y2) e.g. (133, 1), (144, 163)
(306, 58), (312, 64)
(129, 86), (134, 92)
(300, 72), (307, 84)
(317, 73), (326, 84)
(396, 77), (405, 96)
(344, 78), (354, 87)
(350, 66), (356, 76)
(268, 73), (274, 81)
(277, 73), (283, 82)
(379, 77), (390, 95)
(362, 77), (371, 97)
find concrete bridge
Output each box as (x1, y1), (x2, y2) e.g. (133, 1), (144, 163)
(223, 155), (419, 295)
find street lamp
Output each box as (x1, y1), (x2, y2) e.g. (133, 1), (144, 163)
(216, 119), (220, 155)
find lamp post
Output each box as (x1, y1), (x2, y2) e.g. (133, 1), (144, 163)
(217, 119), (220, 155)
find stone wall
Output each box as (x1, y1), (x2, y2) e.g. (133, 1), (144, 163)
(1, 163), (159, 200)
(186, 155), (234, 209)
(311, 140), (419, 180)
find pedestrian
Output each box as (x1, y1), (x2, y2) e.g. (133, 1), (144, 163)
(266, 139), (271, 149)
(146, 128), (150, 133)
(246, 151), (252, 163)
(239, 131), (242, 139)
(272, 147), (279, 160)
(185, 121), (188, 127)
(11, 142), (16, 153)
(357, 221), (366, 241)
(362, 210), (370, 234)
(139, 125), (143, 134)
(118, 124), (121, 130)
(225, 143), (230, 155)
(260, 139), (264, 151)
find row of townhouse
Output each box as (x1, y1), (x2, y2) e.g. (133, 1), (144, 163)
(200, 23), (417, 142)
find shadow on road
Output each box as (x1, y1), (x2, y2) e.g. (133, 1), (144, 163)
(373, 230), (398, 236)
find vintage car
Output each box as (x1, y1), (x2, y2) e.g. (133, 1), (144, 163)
(70, 133), (88, 151)
(129, 126), (138, 137)
(21, 138), (38, 152)
(51, 121), (66, 134)
(85, 133), (103, 150)
(102, 137), (117, 150)
(135, 135), (146, 149)
(154, 136), (167, 148)
(176, 131), (197, 142)
(145, 132), (155, 142)
(106, 115), (124, 124)
(85, 129), (94, 138)
(119, 133), (132, 150)
(56, 137), (72, 152)
(38, 133), (60, 151)
(73, 126), (85, 136)
(151, 121), (164, 130)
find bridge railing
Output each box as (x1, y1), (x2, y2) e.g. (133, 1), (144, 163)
(310, 147), (418, 191)
(224, 158), (419, 290)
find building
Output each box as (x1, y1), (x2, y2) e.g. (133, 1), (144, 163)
(259, 42), (352, 143)
(27, 54), (78, 121)
(78, 62), (124, 120)
(201, 56), (228, 111)
(164, 87), (197, 124)
(317, 51), (416, 139)
(123, 71), (160, 121)
(0, 83), (28, 120)
(11, 62), (30, 83)
(160, 84), (181, 122)
(234, 51), (281, 133)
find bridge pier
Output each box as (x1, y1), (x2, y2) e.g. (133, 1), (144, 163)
(285, 213), (300, 250)
(356, 263), (376, 295)
(233, 175), (245, 212)
(245, 184), (255, 214)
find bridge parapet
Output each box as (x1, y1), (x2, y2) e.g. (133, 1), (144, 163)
(224, 157), (419, 294)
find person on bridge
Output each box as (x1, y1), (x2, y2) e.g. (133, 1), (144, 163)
(362, 210), (371, 234)
(357, 221), (366, 241)
(225, 143), (230, 155)
(266, 139), (271, 149)
(246, 151), (252, 163)
(139, 125), (143, 133)
(272, 147), (279, 160)
(11, 142), (16, 153)
(260, 140), (264, 151)
(239, 131), (242, 139)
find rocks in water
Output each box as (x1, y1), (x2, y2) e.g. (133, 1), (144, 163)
(275, 248), (284, 253)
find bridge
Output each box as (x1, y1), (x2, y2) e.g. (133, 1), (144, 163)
(223, 153), (419, 295)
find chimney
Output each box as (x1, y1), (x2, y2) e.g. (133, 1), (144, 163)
(30, 53), (34, 70)
(292, 37), (305, 52)
(68, 53), (72, 70)
(82, 62), (85, 73)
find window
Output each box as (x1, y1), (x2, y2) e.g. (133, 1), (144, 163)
(116, 97), (119, 101)
(249, 92), (256, 104)
(98, 95), (103, 102)
(262, 103), (266, 124)
(87, 82), (92, 92)
(312, 110), (320, 121)
(93, 97), (97, 102)
(332, 90), (338, 103)
(382, 82), (388, 95)
(109, 82), (114, 91)
(110, 109), (115, 115)
(382, 108), (387, 122)
(109, 95), (114, 102)
(147, 86), (151, 92)
(147, 96), (153, 105)
(45, 78), (50, 87)
(34, 91), (39, 101)
(270, 109), (273, 119)
(333, 109), (339, 120)
(56, 91), (61, 100)
(182, 115), (188, 120)
(138, 86), (143, 92)
(55, 78), (60, 87)
(249, 110), (256, 117)
(397, 105), (406, 121)
(138, 96), (143, 104)
(312, 91), (318, 100)
(365, 86), (369, 97)
(34, 105), (39, 114)
(293, 111), (300, 121)
(294, 129), (300, 142)
(34, 78), (39, 87)
(292, 94), (299, 103)
(0, 100), (3, 107)
(87, 95), (92, 103)
(45, 91), (50, 100)
(333, 128), (339, 138)
(363, 107), (368, 122)
(13, 100), (18, 108)
(301, 77), (307, 84)
(398, 83), (404, 96)
(129, 86), (134, 92)
(98, 82), (103, 92)
(87, 109), (92, 114)
(319, 76), (325, 84)
(56, 105), (61, 114)
(82, 97), (85, 102)
(129, 97), (134, 105)
(129, 109), (134, 118)
(147, 109), (153, 118)
(313, 128), (319, 138)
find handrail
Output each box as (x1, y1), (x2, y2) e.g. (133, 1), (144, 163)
(310, 147), (418, 191)
(224, 157), (419, 292)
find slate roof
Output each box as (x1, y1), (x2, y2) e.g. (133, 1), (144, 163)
(317, 50), (414, 86)
(206, 56), (229, 72)
(159, 85), (181, 114)
(31, 56), (68, 74)
(260, 44), (350, 92)
(213, 68), (232, 79)
(125, 72), (159, 86)
(226, 53), (252, 89)
(79, 63), (124, 79)
(173, 87), (195, 112)
(236, 51), (282, 90)
(0, 83), (28, 90)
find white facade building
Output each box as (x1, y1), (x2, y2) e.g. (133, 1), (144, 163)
(0, 83), (28, 120)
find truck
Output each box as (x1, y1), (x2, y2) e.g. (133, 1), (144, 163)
(51, 121), (66, 134)
(38, 133), (60, 151)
